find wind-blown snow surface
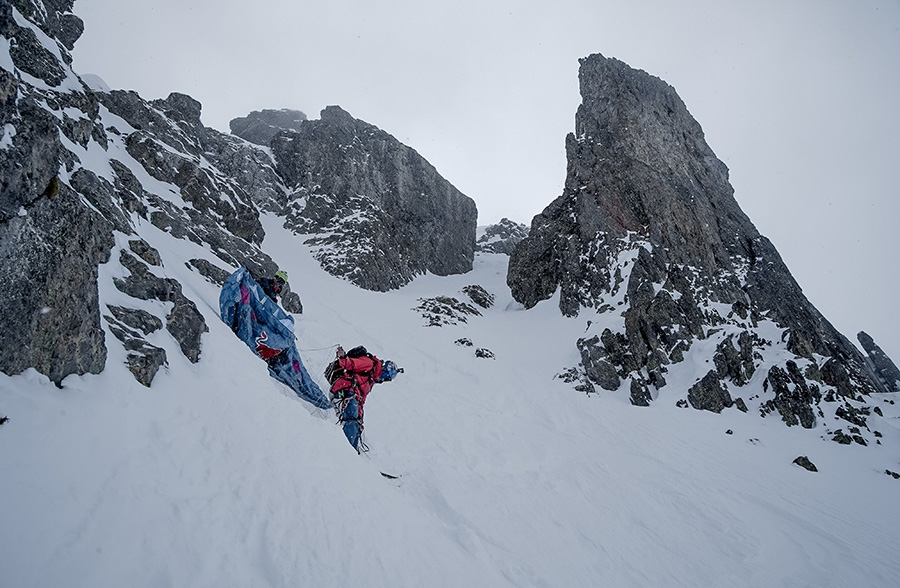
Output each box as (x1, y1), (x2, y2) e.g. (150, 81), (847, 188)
(2, 216), (899, 587)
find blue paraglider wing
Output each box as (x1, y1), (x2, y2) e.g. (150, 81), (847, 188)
(219, 267), (330, 409)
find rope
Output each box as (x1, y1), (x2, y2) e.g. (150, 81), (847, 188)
(297, 343), (342, 353)
(296, 343), (342, 396)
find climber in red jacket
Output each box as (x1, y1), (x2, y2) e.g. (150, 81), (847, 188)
(328, 345), (401, 453)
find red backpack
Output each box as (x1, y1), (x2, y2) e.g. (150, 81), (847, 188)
(324, 346), (383, 386)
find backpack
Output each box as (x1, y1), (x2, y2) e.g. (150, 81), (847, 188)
(324, 359), (345, 386)
(346, 345), (369, 358)
(325, 346), (383, 385)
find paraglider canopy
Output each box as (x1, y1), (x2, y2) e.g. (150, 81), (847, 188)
(219, 267), (330, 409)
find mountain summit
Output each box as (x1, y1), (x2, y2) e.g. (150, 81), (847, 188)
(509, 54), (888, 435)
(271, 105), (477, 292)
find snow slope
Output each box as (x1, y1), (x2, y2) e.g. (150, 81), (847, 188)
(1, 215), (899, 587)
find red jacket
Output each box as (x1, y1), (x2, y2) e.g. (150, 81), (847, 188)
(331, 355), (380, 406)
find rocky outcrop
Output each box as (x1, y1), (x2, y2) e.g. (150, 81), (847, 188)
(2, 1), (483, 386)
(414, 296), (481, 327)
(0, 182), (113, 384)
(508, 53), (888, 434)
(0, 1), (271, 386)
(100, 90), (266, 245)
(186, 258), (232, 286)
(577, 332), (622, 392)
(713, 332), (758, 387)
(272, 105), (477, 291)
(760, 362), (819, 428)
(688, 370), (734, 413)
(230, 108), (307, 147)
(113, 247), (208, 364)
(0, 0), (113, 385)
(104, 305), (166, 387)
(858, 331), (900, 392)
(793, 456), (818, 472)
(462, 285), (495, 309)
(8, 0), (84, 52)
(476, 218), (529, 255)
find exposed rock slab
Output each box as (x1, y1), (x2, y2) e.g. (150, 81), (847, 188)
(229, 108), (307, 147)
(508, 53), (885, 428)
(858, 331), (900, 392)
(272, 106), (477, 291)
(476, 218), (529, 255)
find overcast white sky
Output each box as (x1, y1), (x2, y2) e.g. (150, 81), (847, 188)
(70, 0), (900, 362)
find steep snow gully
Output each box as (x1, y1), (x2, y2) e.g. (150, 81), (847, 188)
(1, 217), (899, 588)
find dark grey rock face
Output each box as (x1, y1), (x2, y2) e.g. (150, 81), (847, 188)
(186, 258), (232, 286)
(272, 106), (477, 291)
(9, 0), (83, 51)
(104, 306), (167, 387)
(0, 185), (113, 384)
(101, 91), (266, 245)
(230, 109), (307, 146)
(462, 285), (495, 309)
(793, 456), (818, 472)
(688, 370), (734, 413)
(510, 54), (764, 315)
(858, 331), (900, 392)
(577, 334), (621, 391)
(93, 91), (285, 280)
(476, 218), (529, 255)
(2, 2), (478, 388)
(128, 238), (161, 266)
(760, 362), (819, 428)
(4, 1), (70, 86)
(122, 343), (167, 387)
(166, 297), (207, 364)
(114, 251), (208, 366)
(629, 378), (652, 407)
(277, 283), (304, 315)
(0, 82), (64, 220)
(106, 306), (163, 336)
(508, 53), (882, 428)
(4, 0), (238, 387)
(0, 1), (114, 384)
(206, 135), (287, 214)
(713, 332), (757, 387)
(413, 296), (481, 327)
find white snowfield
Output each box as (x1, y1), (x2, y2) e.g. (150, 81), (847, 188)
(1, 215), (898, 588)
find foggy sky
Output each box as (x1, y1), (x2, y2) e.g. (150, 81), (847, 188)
(69, 0), (900, 362)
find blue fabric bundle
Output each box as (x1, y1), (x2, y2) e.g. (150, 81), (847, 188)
(219, 267), (330, 409)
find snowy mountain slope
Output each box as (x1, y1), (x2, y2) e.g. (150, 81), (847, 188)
(2, 219), (899, 587)
(2, 2), (900, 586)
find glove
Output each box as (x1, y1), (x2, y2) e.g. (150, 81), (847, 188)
(336, 346), (345, 359)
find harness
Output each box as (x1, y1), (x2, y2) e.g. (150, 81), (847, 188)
(331, 367), (374, 417)
(329, 356), (380, 453)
